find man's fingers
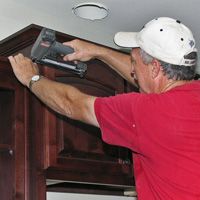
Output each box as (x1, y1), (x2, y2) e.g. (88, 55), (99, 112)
(63, 52), (77, 61)
(63, 41), (74, 49)
(14, 53), (24, 62)
(8, 56), (16, 66)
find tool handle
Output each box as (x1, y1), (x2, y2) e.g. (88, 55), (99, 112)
(53, 42), (74, 55)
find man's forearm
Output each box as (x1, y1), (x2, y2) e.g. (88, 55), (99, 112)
(95, 46), (135, 85)
(30, 77), (98, 126)
(63, 40), (135, 85)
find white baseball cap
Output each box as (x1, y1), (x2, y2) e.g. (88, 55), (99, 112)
(114, 17), (197, 66)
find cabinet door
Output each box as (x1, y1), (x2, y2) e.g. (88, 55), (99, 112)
(0, 58), (28, 200)
(30, 60), (134, 189)
(0, 88), (15, 200)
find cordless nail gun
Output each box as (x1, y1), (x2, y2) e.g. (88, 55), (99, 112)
(31, 28), (87, 77)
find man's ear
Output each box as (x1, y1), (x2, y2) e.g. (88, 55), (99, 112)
(151, 59), (161, 79)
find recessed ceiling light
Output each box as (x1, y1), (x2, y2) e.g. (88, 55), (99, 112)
(72, 2), (109, 21)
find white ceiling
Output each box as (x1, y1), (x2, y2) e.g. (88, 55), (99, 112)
(1, 0), (200, 73)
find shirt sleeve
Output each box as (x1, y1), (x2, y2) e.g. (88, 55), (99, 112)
(94, 92), (141, 152)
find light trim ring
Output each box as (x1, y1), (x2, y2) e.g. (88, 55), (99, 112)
(72, 2), (109, 21)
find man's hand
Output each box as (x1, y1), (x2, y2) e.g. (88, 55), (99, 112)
(63, 39), (102, 62)
(8, 53), (39, 87)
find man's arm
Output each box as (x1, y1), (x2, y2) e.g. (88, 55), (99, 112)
(8, 54), (99, 127)
(63, 40), (136, 85)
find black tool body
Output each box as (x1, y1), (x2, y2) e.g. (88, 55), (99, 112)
(31, 28), (87, 77)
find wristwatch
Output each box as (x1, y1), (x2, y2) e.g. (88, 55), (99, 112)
(29, 75), (43, 90)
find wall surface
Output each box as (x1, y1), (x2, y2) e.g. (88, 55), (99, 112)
(47, 192), (136, 200)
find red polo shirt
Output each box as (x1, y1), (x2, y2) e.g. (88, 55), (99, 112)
(94, 81), (200, 200)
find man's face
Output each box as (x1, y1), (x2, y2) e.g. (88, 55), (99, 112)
(130, 48), (153, 93)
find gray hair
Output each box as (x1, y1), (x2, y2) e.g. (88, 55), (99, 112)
(139, 49), (197, 80)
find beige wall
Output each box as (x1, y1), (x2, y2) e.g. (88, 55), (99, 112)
(47, 192), (136, 200)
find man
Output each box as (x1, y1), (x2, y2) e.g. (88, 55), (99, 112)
(9, 17), (200, 199)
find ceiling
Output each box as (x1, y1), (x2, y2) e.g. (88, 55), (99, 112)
(1, 0), (200, 73)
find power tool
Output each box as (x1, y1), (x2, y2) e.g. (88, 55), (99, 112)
(31, 28), (87, 77)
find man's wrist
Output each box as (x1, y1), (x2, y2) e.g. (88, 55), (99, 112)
(29, 75), (43, 90)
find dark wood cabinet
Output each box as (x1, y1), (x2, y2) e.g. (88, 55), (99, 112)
(0, 57), (28, 200)
(0, 25), (135, 200)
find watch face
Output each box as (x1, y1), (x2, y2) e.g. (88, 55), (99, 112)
(32, 75), (40, 81)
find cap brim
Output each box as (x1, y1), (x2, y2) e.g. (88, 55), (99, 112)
(114, 32), (140, 48)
